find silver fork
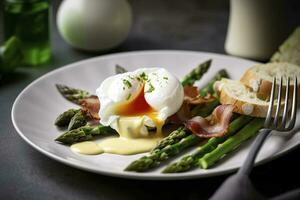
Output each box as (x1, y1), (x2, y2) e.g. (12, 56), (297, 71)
(211, 76), (298, 200)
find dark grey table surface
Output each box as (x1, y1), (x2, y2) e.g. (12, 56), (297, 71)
(1, 0), (300, 199)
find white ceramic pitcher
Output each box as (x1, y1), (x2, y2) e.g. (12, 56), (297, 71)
(225, 0), (286, 61)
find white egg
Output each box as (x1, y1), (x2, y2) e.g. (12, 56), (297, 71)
(144, 68), (184, 120)
(96, 68), (184, 136)
(57, 0), (132, 51)
(97, 72), (143, 125)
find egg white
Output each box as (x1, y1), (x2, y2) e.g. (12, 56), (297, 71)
(96, 68), (184, 137)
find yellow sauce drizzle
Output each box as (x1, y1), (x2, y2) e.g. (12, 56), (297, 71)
(71, 116), (164, 155)
(71, 141), (104, 155)
(98, 136), (161, 155)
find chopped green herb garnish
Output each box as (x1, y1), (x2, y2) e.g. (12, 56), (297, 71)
(146, 83), (155, 93)
(123, 79), (132, 88)
(126, 93), (131, 100)
(139, 72), (148, 81)
(163, 77), (168, 80)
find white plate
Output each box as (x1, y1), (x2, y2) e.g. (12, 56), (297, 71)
(12, 50), (300, 180)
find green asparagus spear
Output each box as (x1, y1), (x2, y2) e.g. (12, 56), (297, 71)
(68, 110), (87, 130)
(56, 65), (125, 104)
(152, 98), (221, 153)
(125, 133), (200, 172)
(56, 84), (90, 104)
(199, 69), (229, 97)
(198, 118), (264, 169)
(162, 115), (252, 173)
(181, 59), (211, 86)
(115, 64), (128, 74)
(55, 124), (116, 145)
(55, 108), (80, 127)
(125, 114), (251, 172)
(152, 127), (187, 151)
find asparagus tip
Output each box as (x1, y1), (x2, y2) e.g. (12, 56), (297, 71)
(54, 136), (64, 143)
(161, 166), (175, 173)
(55, 83), (63, 89)
(124, 162), (138, 172)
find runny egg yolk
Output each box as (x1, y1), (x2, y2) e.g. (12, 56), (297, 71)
(113, 85), (163, 136)
(114, 85), (155, 116)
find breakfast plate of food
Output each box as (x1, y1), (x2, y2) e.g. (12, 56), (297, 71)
(11, 49), (300, 180)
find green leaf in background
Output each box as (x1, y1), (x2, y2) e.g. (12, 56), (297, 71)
(0, 36), (23, 73)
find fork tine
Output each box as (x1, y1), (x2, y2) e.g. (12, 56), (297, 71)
(286, 76), (298, 130)
(265, 77), (276, 127)
(281, 77), (290, 129)
(274, 76), (283, 128)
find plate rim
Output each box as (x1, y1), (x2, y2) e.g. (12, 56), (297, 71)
(11, 50), (300, 180)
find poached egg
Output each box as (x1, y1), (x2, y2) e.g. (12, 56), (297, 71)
(96, 68), (184, 138)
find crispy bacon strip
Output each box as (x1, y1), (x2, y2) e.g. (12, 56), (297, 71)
(80, 95), (100, 120)
(184, 94), (214, 105)
(184, 86), (199, 98)
(183, 85), (214, 105)
(186, 104), (234, 138)
(168, 86), (216, 123)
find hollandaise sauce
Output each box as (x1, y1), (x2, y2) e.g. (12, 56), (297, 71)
(71, 141), (104, 155)
(70, 117), (163, 155)
(97, 116), (163, 155)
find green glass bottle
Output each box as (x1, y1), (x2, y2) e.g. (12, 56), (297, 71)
(3, 0), (51, 66)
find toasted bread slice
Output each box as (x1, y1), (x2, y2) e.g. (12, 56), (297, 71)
(215, 79), (274, 117)
(240, 62), (300, 99)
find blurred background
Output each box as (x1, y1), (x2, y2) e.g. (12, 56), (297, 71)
(1, 0), (300, 74)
